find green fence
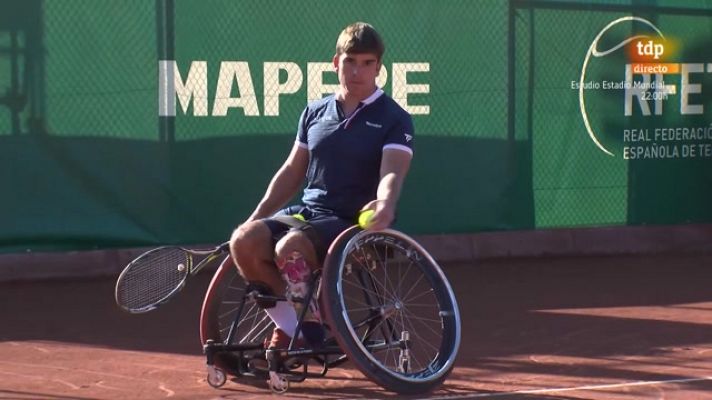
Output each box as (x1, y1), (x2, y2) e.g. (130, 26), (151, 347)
(0, 0), (710, 252)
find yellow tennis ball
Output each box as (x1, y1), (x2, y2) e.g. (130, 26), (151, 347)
(358, 210), (375, 228)
(292, 213), (306, 222)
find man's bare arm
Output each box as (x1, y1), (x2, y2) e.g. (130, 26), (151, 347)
(362, 148), (412, 230)
(246, 142), (309, 222)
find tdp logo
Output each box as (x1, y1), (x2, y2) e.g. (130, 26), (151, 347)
(636, 40), (664, 60)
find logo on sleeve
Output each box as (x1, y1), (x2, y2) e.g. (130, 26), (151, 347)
(404, 133), (413, 142)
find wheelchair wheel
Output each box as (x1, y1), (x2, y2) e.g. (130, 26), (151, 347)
(200, 256), (274, 375)
(321, 227), (461, 395)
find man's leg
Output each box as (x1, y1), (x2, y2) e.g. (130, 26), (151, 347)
(229, 220), (284, 294)
(271, 230), (323, 345)
(230, 221), (306, 339)
(274, 230), (320, 305)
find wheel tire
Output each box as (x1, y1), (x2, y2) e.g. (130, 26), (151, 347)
(321, 227), (461, 395)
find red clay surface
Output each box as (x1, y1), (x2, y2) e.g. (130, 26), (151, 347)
(1, 253), (711, 399)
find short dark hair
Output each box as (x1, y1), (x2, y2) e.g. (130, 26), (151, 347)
(335, 22), (385, 60)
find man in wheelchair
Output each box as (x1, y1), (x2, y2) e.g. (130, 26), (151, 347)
(228, 22), (414, 352)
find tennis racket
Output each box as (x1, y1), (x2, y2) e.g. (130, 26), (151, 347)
(115, 242), (229, 313)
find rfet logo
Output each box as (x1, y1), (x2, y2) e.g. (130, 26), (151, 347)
(578, 16), (707, 157)
(579, 16), (669, 156)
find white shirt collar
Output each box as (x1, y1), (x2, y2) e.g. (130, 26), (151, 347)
(334, 88), (384, 106)
(361, 88), (384, 105)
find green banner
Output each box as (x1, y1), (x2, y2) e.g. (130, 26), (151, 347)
(0, 0), (710, 252)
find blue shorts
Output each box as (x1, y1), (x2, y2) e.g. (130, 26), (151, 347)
(261, 205), (354, 263)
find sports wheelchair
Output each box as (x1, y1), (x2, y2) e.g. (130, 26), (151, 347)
(200, 226), (461, 394)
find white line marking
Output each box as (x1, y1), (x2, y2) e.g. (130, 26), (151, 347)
(421, 376), (712, 399)
(53, 379), (81, 390)
(32, 346), (51, 354)
(158, 383), (175, 397)
(95, 380), (126, 391)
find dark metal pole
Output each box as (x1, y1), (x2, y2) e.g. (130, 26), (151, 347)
(156, 0), (175, 143)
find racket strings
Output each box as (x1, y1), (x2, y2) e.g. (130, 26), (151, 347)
(117, 248), (190, 311)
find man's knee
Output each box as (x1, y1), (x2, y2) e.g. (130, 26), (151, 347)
(230, 221), (272, 263)
(274, 230), (316, 262)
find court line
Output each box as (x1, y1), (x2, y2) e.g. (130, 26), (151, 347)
(420, 376), (712, 399)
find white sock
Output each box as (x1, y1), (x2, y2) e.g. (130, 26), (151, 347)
(264, 301), (299, 338)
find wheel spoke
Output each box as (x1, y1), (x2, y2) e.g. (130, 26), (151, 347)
(343, 304), (381, 313)
(402, 312), (444, 325)
(358, 312), (391, 341)
(372, 243), (398, 306)
(354, 246), (393, 300)
(402, 312), (437, 370)
(354, 252), (393, 303)
(397, 260), (414, 296)
(400, 270), (428, 305)
(402, 309), (443, 354)
(403, 287), (437, 304)
(218, 305), (240, 320)
(403, 307), (443, 335)
(402, 302), (439, 308)
(241, 313), (272, 343)
(343, 277), (384, 302)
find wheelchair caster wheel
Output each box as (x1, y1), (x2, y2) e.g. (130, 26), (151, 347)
(269, 371), (289, 394)
(207, 365), (227, 388)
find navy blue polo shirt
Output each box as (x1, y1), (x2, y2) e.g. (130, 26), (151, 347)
(295, 89), (414, 220)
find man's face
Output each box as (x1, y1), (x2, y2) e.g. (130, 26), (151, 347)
(333, 52), (381, 99)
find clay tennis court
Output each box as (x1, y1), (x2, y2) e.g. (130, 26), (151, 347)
(1, 253), (711, 399)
